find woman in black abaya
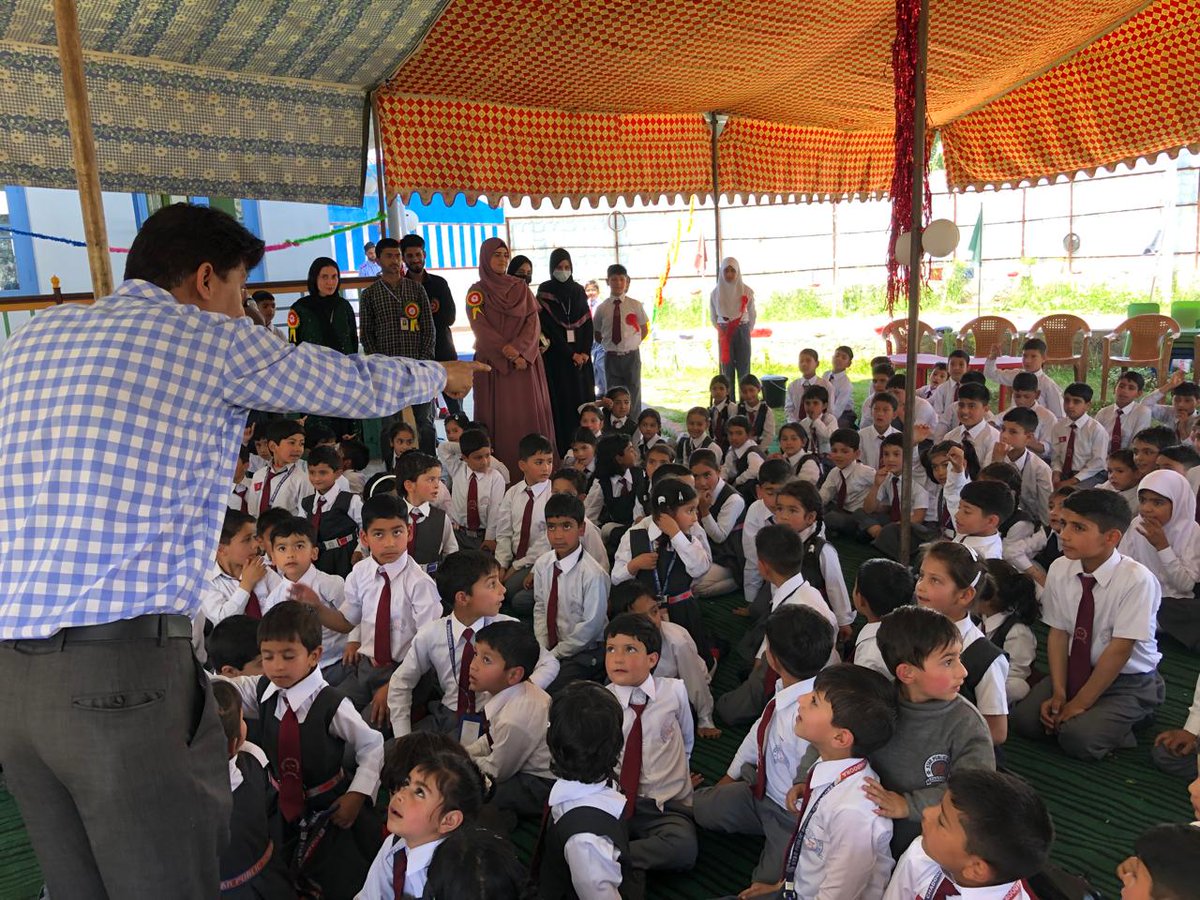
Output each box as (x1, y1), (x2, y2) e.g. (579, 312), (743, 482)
(535, 248), (596, 455)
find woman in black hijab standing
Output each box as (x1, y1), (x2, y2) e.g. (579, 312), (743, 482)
(536, 248), (596, 455)
(290, 256), (360, 439)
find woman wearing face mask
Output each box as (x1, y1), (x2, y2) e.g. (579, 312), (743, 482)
(290, 256), (360, 439)
(506, 254), (534, 284)
(709, 257), (756, 401)
(467, 238), (555, 472)
(536, 248), (597, 455)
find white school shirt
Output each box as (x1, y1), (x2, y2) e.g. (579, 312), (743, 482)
(584, 470), (639, 525)
(952, 530), (1003, 560)
(594, 294), (648, 352)
(634, 430), (670, 464)
(263, 565), (348, 668)
(857, 425), (899, 470)
(495, 478), (553, 569)
(1098, 481), (1141, 517)
(200, 561), (284, 624)
(1003, 525), (1056, 575)
(785, 449), (823, 484)
(853, 622), (891, 680)
(676, 433), (723, 468)
(655, 620), (716, 729)
(533, 545), (610, 657)
(580, 519), (611, 573)
(870, 471), (930, 520)
(727, 676), (815, 809)
(984, 360), (1064, 418)
(340, 553), (442, 664)
(297, 476), (363, 527)
(884, 837), (1035, 900)
(722, 441), (765, 487)
(388, 613), (560, 736)
(1001, 448), (1053, 525)
(740, 400), (777, 448)
(944, 419), (999, 471)
(406, 500), (458, 561)
(930, 378), (964, 440)
(1050, 413), (1108, 482)
(223, 666), (383, 800)
(609, 675), (694, 808)
(798, 413), (838, 455)
(798, 523), (854, 627)
(448, 465), (506, 536)
(785, 374), (834, 423)
(356, 835), (445, 900)
(898, 394), (938, 433)
(436, 439), (512, 487)
(228, 479), (252, 512)
(818, 461), (876, 513)
(1026, 402), (1058, 454)
(786, 757), (895, 900)
(758, 573), (839, 661)
(1182, 674), (1200, 735)
(1042, 551), (1162, 673)
(701, 480), (746, 545)
(611, 519), (712, 585)
(981, 612), (1036, 704)
(741, 499), (775, 603)
(248, 460), (313, 517)
(1094, 400), (1151, 450)
(1140, 388), (1194, 434)
(463, 680), (554, 782)
(952, 615), (1009, 716)
(548, 779), (626, 900)
(823, 368), (854, 419)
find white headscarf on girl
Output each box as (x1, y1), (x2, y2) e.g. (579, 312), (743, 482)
(711, 257), (752, 320)
(1118, 468), (1200, 595)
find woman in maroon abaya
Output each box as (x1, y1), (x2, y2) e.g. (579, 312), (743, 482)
(465, 237), (555, 473)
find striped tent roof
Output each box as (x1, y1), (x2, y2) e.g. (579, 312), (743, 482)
(376, 0), (1200, 206)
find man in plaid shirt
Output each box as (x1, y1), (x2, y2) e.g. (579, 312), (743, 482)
(0, 204), (484, 899)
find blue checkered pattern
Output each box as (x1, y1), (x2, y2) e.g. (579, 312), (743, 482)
(0, 280), (447, 639)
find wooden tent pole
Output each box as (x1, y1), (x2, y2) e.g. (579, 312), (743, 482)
(53, 0), (112, 299)
(708, 112), (723, 263)
(898, 0), (930, 565)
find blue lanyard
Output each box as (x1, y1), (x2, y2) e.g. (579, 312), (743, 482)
(781, 760), (867, 897)
(650, 534), (680, 598)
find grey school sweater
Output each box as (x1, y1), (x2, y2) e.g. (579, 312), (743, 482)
(869, 694), (995, 853)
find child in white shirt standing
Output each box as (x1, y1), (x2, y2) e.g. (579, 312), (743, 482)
(824, 344), (856, 428)
(447, 429), (506, 552)
(784, 348), (833, 423)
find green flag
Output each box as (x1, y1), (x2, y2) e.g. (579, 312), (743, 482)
(968, 207), (983, 269)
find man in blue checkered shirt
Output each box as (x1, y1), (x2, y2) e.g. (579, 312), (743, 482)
(0, 203), (485, 899)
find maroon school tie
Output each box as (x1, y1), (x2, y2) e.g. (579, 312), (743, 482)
(467, 473), (481, 529)
(244, 588), (262, 620)
(258, 469), (276, 516)
(1110, 409), (1123, 453)
(953, 383), (961, 402)
(1195, 483), (1200, 526)
(1062, 423), (1078, 479)
(236, 486), (248, 514)
(763, 663), (780, 701)
(277, 697), (304, 823)
(939, 493), (952, 531)
(392, 845), (408, 898)
(458, 627), (476, 716)
(612, 297), (622, 346)
(311, 496), (325, 533)
(619, 699), (647, 819)
(408, 510), (421, 552)
(546, 563), (561, 649)
(1066, 574), (1096, 699)
(889, 475), (901, 522)
(925, 875), (960, 899)
(836, 471), (848, 508)
(516, 488), (535, 560)
(374, 567), (393, 666)
(752, 697), (777, 800)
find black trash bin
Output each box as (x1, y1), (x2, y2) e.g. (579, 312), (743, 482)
(761, 375), (788, 409)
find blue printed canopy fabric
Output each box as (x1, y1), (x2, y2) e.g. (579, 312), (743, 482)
(0, 0), (450, 206)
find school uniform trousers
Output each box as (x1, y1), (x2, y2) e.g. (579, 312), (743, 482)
(533, 546), (609, 692)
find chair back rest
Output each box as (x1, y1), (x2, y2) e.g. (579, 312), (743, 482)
(1027, 314), (1090, 357)
(882, 319), (936, 355)
(1114, 315), (1180, 359)
(958, 316), (1018, 356)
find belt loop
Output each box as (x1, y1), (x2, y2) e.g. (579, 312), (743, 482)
(157, 615), (168, 647)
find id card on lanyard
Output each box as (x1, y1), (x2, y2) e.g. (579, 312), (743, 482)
(781, 760), (867, 899)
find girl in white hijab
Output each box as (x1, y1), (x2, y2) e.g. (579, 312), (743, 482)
(708, 257), (756, 399)
(1119, 468), (1200, 600)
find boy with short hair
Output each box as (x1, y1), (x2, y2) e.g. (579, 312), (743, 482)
(1098, 447), (1141, 515)
(883, 769), (1054, 900)
(721, 414), (767, 498)
(205, 615), (265, 678)
(865, 606), (995, 853)
(1096, 369), (1151, 451)
(496, 433), (556, 614)
(388, 550), (559, 737)
(300, 444), (363, 578)
(676, 405), (723, 467)
(944, 382), (997, 480)
(399, 451), (457, 574)
(1051, 382), (1109, 488)
(534, 493), (610, 692)
(464, 621), (555, 822)
(858, 393), (900, 470)
(824, 344), (856, 429)
(1009, 371), (1058, 458)
(1010, 489), (1165, 760)
(201, 509), (283, 626)
(595, 263), (648, 414)
(995, 406), (1053, 525)
(248, 418), (313, 516)
(985, 337), (1065, 417)
(797, 385), (838, 456)
(740, 458), (794, 605)
(694, 606), (838, 887)
(931, 350), (971, 440)
(549, 469), (609, 571)
(1117, 823), (1200, 900)
(860, 433), (928, 543)
(447, 428), (506, 553)
(946, 454), (1013, 558)
(738, 374), (776, 448)
(1004, 484), (1076, 587)
(743, 664), (899, 900)
(339, 438), (372, 495)
(850, 558), (915, 677)
(887, 373), (938, 431)
(862, 363), (897, 431)
(917, 361), (948, 400)
(821, 429), (876, 537)
(784, 349), (833, 423)
(1131, 424), (1177, 477)
(1141, 369), (1200, 440)
(604, 612), (697, 874)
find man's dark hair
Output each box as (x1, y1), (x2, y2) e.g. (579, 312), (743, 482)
(947, 349), (970, 363)
(307, 445), (342, 471)
(436, 550), (500, 608)
(764, 605), (834, 681)
(871, 362), (896, 378)
(257, 600), (322, 652)
(756, 524), (804, 578)
(884, 373), (906, 390)
(960, 480), (1016, 522)
(960, 371), (986, 387)
(544, 492), (585, 524)
(878, 605), (962, 676)
(880, 432), (904, 451)
(1172, 381), (1200, 399)
(205, 615), (261, 673)
(460, 428), (491, 458)
(474, 621), (539, 681)
(1133, 823), (1200, 899)
(1062, 488), (1133, 535)
(1132, 425), (1177, 451)
(607, 263), (628, 278)
(363, 241), (376, 252)
(855, 558), (914, 618)
(361, 493), (409, 531)
(399, 234), (426, 252)
(801, 384), (830, 405)
(948, 769), (1054, 884)
(605, 612), (662, 657)
(399, 451), (441, 487)
(124, 203), (265, 290)
(518, 433), (554, 460)
(1022, 337), (1048, 355)
(304, 421), (336, 448)
(548, 682), (624, 783)
(375, 237), (401, 255)
(830, 428), (861, 451)
(957, 382), (990, 405)
(813, 664), (898, 756)
(220, 509), (255, 544)
(270, 515), (317, 547)
(757, 458), (792, 486)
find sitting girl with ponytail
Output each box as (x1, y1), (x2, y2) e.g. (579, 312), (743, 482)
(978, 559), (1041, 704)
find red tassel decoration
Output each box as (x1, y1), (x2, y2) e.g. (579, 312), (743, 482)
(887, 0), (932, 316)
